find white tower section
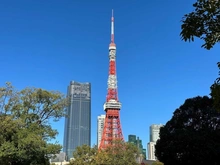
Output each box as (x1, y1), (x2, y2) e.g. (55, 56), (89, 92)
(107, 49), (117, 90)
(103, 9), (121, 110)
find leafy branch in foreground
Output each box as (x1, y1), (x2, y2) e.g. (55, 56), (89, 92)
(180, 0), (220, 49)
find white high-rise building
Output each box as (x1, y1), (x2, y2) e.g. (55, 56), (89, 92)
(147, 124), (164, 160)
(150, 124), (163, 143)
(97, 115), (105, 147)
(148, 142), (156, 160)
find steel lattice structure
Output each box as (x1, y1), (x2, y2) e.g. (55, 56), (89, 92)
(99, 10), (124, 150)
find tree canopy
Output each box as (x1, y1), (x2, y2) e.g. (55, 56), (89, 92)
(69, 140), (140, 165)
(210, 62), (220, 112)
(70, 145), (97, 165)
(0, 82), (67, 165)
(151, 161), (164, 165)
(180, 0), (220, 49)
(155, 96), (220, 165)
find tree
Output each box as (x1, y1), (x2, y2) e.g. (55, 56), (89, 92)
(0, 82), (67, 165)
(155, 96), (220, 165)
(180, 0), (220, 50)
(96, 140), (140, 165)
(211, 62), (220, 112)
(152, 161), (164, 165)
(69, 145), (97, 165)
(180, 0), (220, 110)
(69, 140), (140, 165)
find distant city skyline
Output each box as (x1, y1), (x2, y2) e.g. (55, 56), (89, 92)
(0, 0), (219, 149)
(63, 81), (91, 160)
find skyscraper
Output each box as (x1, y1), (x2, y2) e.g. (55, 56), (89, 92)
(128, 135), (146, 160)
(150, 124), (164, 143)
(63, 81), (91, 160)
(128, 135), (137, 145)
(148, 142), (156, 160)
(147, 124), (164, 160)
(97, 114), (105, 147)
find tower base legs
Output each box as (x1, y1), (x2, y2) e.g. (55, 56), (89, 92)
(99, 109), (123, 150)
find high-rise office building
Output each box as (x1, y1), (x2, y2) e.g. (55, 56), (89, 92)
(128, 135), (137, 145)
(97, 114), (105, 147)
(128, 135), (146, 160)
(63, 81), (91, 160)
(148, 142), (156, 160)
(150, 124), (164, 142)
(147, 124), (164, 160)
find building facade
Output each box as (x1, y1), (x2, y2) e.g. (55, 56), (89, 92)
(63, 81), (91, 160)
(150, 124), (164, 143)
(147, 142), (156, 160)
(97, 114), (105, 147)
(128, 135), (146, 160)
(148, 124), (164, 160)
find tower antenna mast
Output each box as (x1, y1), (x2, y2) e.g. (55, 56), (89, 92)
(111, 9), (114, 44)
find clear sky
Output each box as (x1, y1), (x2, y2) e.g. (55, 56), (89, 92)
(1, 0), (219, 150)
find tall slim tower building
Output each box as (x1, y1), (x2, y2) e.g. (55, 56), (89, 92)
(63, 81), (91, 160)
(97, 115), (105, 147)
(150, 124), (164, 142)
(147, 124), (164, 160)
(99, 10), (124, 149)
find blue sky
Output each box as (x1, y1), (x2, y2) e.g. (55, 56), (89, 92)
(0, 0), (219, 150)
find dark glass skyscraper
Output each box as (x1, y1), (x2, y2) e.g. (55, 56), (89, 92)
(63, 81), (91, 160)
(128, 135), (146, 160)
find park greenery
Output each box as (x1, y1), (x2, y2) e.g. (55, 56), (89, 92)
(151, 161), (164, 165)
(155, 2), (220, 164)
(69, 140), (140, 165)
(155, 96), (220, 165)
(180, 0), (220, 50)
(0, 83), (142, 165)
(210, 62), (220, 112)
(1, 1), (220, 165)
(0, 82), (67, 165)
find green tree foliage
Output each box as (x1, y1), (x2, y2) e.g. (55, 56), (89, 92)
(97, 140), (140, 165)
(0, 82), (67, 165)
(155, 96), (220, 165)
(152, 161), (164, 165)
(69, 140), (140, 165)
(69, 145), (97, 165)
(211, 62), (220, 112)
(180, 0), (220, 49)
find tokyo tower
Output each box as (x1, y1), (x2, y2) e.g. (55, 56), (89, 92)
(99, 10), (124, 150)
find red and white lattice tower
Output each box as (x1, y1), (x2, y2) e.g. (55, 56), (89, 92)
(99, 10), (124, 150)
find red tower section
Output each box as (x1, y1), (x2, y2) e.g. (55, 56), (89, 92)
(99, 10), (124, 150)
